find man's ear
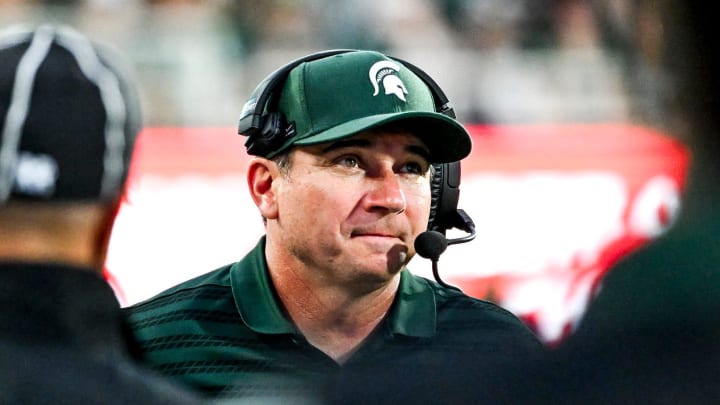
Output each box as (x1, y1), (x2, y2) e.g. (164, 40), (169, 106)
(247, 157), (280, 220)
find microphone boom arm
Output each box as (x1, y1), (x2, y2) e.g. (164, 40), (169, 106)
(446, 208), (477, 245)
(415, 208), (477, 289)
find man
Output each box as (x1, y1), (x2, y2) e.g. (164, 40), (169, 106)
(0, 25), (202, 403)
(127, 50), (542, 400)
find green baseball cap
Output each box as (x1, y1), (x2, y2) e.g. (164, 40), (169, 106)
(265, 51), (472, 163)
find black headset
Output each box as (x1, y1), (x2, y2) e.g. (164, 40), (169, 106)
(237, 49), (469, 236)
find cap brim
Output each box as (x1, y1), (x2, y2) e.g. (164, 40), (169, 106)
(292, 112), (472, 163)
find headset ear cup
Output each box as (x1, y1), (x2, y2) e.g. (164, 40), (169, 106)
(246, 112), (287, 156)
(428, 163), (444, 232)
(427, 162), (461, 234)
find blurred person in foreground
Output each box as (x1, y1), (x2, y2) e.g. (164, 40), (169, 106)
(0, 24), (202, 403)
(126, 49), (542, 401)
(511, 2), (720, 403)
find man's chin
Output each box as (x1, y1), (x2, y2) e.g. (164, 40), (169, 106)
(355, 243), (407, 270)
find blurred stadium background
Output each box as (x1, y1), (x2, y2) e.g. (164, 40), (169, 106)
(0, 0), (689, 344)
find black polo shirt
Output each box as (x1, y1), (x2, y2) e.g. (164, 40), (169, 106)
(126, 237), (542, 400)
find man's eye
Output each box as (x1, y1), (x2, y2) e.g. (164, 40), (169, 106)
(336, 156), (360, 168)
(402, 161), (426, 175)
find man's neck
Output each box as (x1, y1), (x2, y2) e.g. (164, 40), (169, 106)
(0, 203), (110, 271)
(268, 259), (401, 363)
(0, 232), (103, 271)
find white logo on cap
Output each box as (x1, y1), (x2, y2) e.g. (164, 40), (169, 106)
(369, 61), (408, 102)
(13, 152), (58, 196)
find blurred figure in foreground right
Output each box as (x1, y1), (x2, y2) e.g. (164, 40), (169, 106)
(503, 2), (720, 403)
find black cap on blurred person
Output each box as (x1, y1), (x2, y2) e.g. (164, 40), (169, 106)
(0, 24), (142, 204)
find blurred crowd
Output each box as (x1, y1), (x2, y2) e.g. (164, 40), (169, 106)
(0, 0), (677, 136)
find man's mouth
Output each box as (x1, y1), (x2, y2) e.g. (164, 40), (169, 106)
(351, 231), (403, 242)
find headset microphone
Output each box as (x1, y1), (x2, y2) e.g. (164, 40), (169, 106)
(414, 208), (476, 289)
(414, 231), (448, 261)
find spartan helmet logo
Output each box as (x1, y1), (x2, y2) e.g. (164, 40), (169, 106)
(369, 60), (408, 102)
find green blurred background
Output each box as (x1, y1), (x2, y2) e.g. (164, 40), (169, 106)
(0, 0), (683, 138)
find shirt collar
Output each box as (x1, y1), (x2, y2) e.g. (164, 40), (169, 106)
(229, 237), (296, 334)
(387, 269), (437, 337)
(230, 237), (437, 337)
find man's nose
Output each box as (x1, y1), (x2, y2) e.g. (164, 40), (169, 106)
(364, 169), (407, 214)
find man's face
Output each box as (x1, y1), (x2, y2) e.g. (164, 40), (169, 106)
(269, 130), (433, 287)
